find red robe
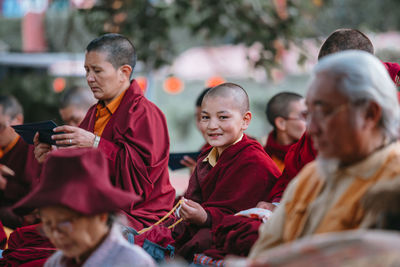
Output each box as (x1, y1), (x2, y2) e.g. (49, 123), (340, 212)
(0, 138), (41, 228)
(79, 80), (175, 230)
(174, 134), (281, 259)
(0, 224), (55, 267)
(266, 133), (316, 203)
(263, 131), (293, 171)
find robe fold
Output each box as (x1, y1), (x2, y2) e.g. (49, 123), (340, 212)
(202, 215), (262, 259)
(0, 138), (41, 228)
(263, 131), (293, 172)
(174, 134), (280, 259)
(0, 224), (55, 267)
(79, 80), (175, 230)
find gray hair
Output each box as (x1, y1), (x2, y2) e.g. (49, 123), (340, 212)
(314, 50), (399, 140)
(59, 86), (96, 110)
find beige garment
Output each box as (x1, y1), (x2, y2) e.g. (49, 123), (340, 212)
(249, 141), (400, 259)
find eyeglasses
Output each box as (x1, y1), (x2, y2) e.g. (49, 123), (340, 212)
(39, 216), (83, 236)
(304, 103), (349, 123)
(283, 116), (307, 122)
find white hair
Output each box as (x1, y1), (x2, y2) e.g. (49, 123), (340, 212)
(313, 50), (400, 140)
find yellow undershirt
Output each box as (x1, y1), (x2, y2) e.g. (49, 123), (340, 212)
(203, 134), (243, 167)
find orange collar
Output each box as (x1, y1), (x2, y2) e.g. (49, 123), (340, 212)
(0, 136), (19, 158)
(96, 90), (127, 116)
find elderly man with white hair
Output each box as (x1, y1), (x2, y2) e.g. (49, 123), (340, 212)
(247, 50), (400, 260)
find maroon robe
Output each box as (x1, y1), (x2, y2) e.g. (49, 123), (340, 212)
(0, 224), (55, 267)
(79, 80), (175, 230)
(174, 134), (281, 259)
(263, 131), (294, 170)
(266, 133), (316, 203)
(0, 137), (41, 228)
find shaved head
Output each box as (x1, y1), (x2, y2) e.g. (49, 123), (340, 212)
(318, 29), (374, 60)
(203, 82), (249, 114)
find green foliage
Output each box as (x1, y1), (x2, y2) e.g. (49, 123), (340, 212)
(79, 0), (304, 71)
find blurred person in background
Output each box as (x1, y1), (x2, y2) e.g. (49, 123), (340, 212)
(58, 86), (96, 127)
(180, 87), (212, 173)
(264, 92), (307, 171)
(0, 94), (40, 229)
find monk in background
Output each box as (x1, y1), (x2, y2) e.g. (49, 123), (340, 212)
(58, 86), (96, 126)
(264, 92), (306, 172)
(0, 95), (40, 229)
(34, 33), (175, 231)
(173, 83), (281, 260)
(262, 28), (400, 208)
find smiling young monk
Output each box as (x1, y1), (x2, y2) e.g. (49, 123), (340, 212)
(173, 83), (281, 260)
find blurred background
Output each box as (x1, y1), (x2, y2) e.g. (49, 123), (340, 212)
(0, 0), (399, 190)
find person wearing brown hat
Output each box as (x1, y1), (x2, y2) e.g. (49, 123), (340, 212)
(13, 148), (156, 267)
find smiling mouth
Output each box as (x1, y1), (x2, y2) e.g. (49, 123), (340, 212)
(208, 133), (223, 137)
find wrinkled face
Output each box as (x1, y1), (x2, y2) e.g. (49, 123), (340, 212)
(0, 106), (21, 147)
(285, 99), (307, 142)
(200, 96), (250, 154)
(59, 106), (88, 127)
(40, 206), (107, 260)
(84, 51), (125, 105)
(306, 73), (367, 162)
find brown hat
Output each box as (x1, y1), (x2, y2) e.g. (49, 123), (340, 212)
(13, 148), (141, 215)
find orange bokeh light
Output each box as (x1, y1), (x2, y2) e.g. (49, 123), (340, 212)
(136, 76), (148, 92)
(53, 77), (66, 93)
(163, 76), (184, 94)
(206, 76), (225, 88)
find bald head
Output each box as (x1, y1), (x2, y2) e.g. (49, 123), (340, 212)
(318, 29), (374, 60)
(203, 82), (250, 114)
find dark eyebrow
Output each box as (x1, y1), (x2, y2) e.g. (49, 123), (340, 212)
(216, 111), (230, 114)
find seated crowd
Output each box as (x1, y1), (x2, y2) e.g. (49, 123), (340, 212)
(0, 28), (399, 267)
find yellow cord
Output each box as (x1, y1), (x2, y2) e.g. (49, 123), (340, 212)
(138, 199), (184, 235)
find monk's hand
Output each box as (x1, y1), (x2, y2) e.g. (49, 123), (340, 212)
(256, 201), (276, 211)
(34, 132), (54, 164)
(52, 125), (96, 148)
(179, 199), (208, 226)
(180, 156), (197, 174)
(0, 164), (14, 190)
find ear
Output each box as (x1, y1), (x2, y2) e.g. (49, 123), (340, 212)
(242, 111), (252, 130)
(364, 101), (382, 129)
(119, 65), (132, 82)
(274, 117), (286, 131)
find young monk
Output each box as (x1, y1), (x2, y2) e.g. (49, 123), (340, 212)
(173, 83), (281, 260)
(264, 92), (306, 171)
(33, 33), (175, 231)
(0, 95), (41, 229)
